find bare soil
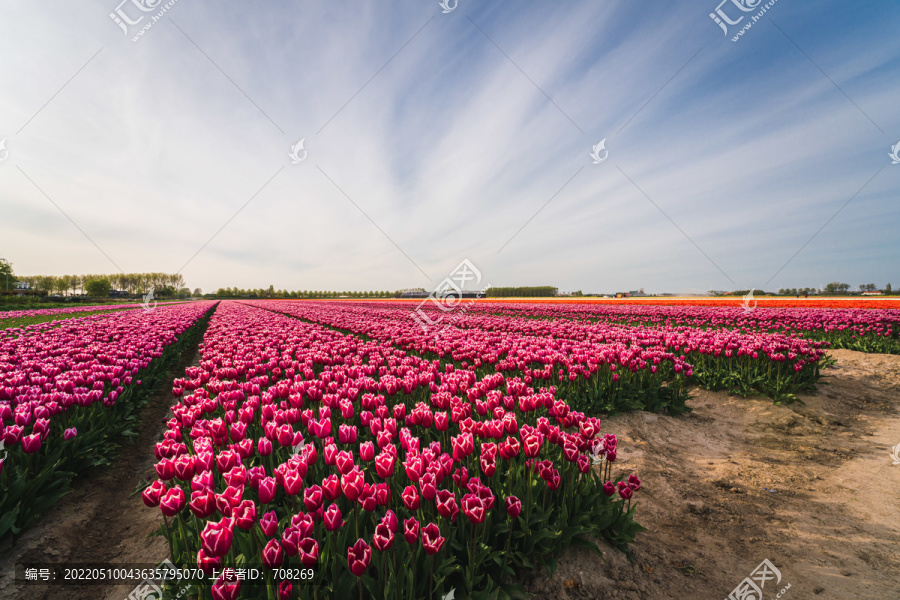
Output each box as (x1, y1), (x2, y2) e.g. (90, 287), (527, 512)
(523, 350), (900, 600)
(0, 349), (201, 600)
(1, 349), (898, 600)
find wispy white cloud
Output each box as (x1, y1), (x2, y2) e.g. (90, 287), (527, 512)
(0, 0), (897, 294)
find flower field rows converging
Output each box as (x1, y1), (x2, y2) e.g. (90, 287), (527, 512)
(147, 301), (642, 600)
(253, 301), (830, 408)
(0, 301), (183, 325)
(472, 302), (900, 355)
(0, 301), (216, 541)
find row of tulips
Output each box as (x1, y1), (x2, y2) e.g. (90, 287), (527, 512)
(0, 302), (216, 541)
(0, 301), (186, 326)
(252, 301), (828, 406)
(248, 301), (694, 414)
(148, 301), (643, 600)
(475, 302), (900, 354)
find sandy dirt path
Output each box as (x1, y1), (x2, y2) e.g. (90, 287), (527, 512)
(524, 349), (900, 599)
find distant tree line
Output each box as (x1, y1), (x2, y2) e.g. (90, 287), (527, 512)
(773, 283), (893, 295)
(485, 286), (558, 298)
(213, 287), (394, 299)
(15, 272), (188, 297)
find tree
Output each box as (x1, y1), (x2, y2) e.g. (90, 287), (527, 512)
(85, 278), (112, 297)
(825, 282), (850, 295)
(193, 288), (202, 296)
(0, 259), (15, 291)
(886, 283), (892, 294)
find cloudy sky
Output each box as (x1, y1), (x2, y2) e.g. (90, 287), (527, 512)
(1, 0), (898, 295)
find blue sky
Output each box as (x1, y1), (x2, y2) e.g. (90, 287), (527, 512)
(1, 0), (898, 294)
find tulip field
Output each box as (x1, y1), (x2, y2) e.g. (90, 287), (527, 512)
(0, 302), (217, 541)
(2, 298), (899, 599)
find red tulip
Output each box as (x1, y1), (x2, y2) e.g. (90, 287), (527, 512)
(258, 476), (277, 504)
(375, 450), (396, 478)
(480, 454), (496, 478)
(282, 525), (303, 556)
(211, 572), (241, 600)
(323, 502), (343, 532)
(173, 454), (195, 481)
(338, 424), (357, 445)
(461, 494), (486, 524)
(278, 580), (292, 600)
(505, 496), (522, 519)
(357, 483), (377, 512)
(347, 538), (371, 576)
(335, 450), (355, 475)
(399, 485), (420, 512)
(259, 509), (279, 537)
(374, 482), (391, 507)
(359, 441), (375, 462)
(154, 458), (175, 480)
(381, 509), (398, 532)
(277, 424), (295, 447)
(341, 467), (364, 502)
(419, 472), (437, 501)
(403, 517), (419, 545)
(435, 489), (459, 522)
(602, 481), (615, 496)
(283, 468), (304, 496)
(63, 427), (77, 441)
(323, 443), (338, 465)
(233, 499), (256, 530)
(434, 411), (449, 431)
(201, 517), (234, 557)
(262, 539), (284, 569)
(223, 465), (247, 488)
(197, 548), (221, 573)
(452, 467), (469, 488)
(142, 480), (167, 507)
(404, 454), (424, 482)
(421, 522), (445, 555)
(322, 474), (340, 501)
(216, 449), (241, 473)
(189, 490), (217, 519)
(372, 522), (394, 551)
(303, 485), (323, 512)
(257, 436), (273, 456)
(298, 537), (319, 565)
(522, 432), (543, 458)
(291, 512), (315, 538)
(159, 485), (186, 517)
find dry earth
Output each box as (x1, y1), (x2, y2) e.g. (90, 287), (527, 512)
(524, 350), (900, 600)
(1, 350), (898, 600)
